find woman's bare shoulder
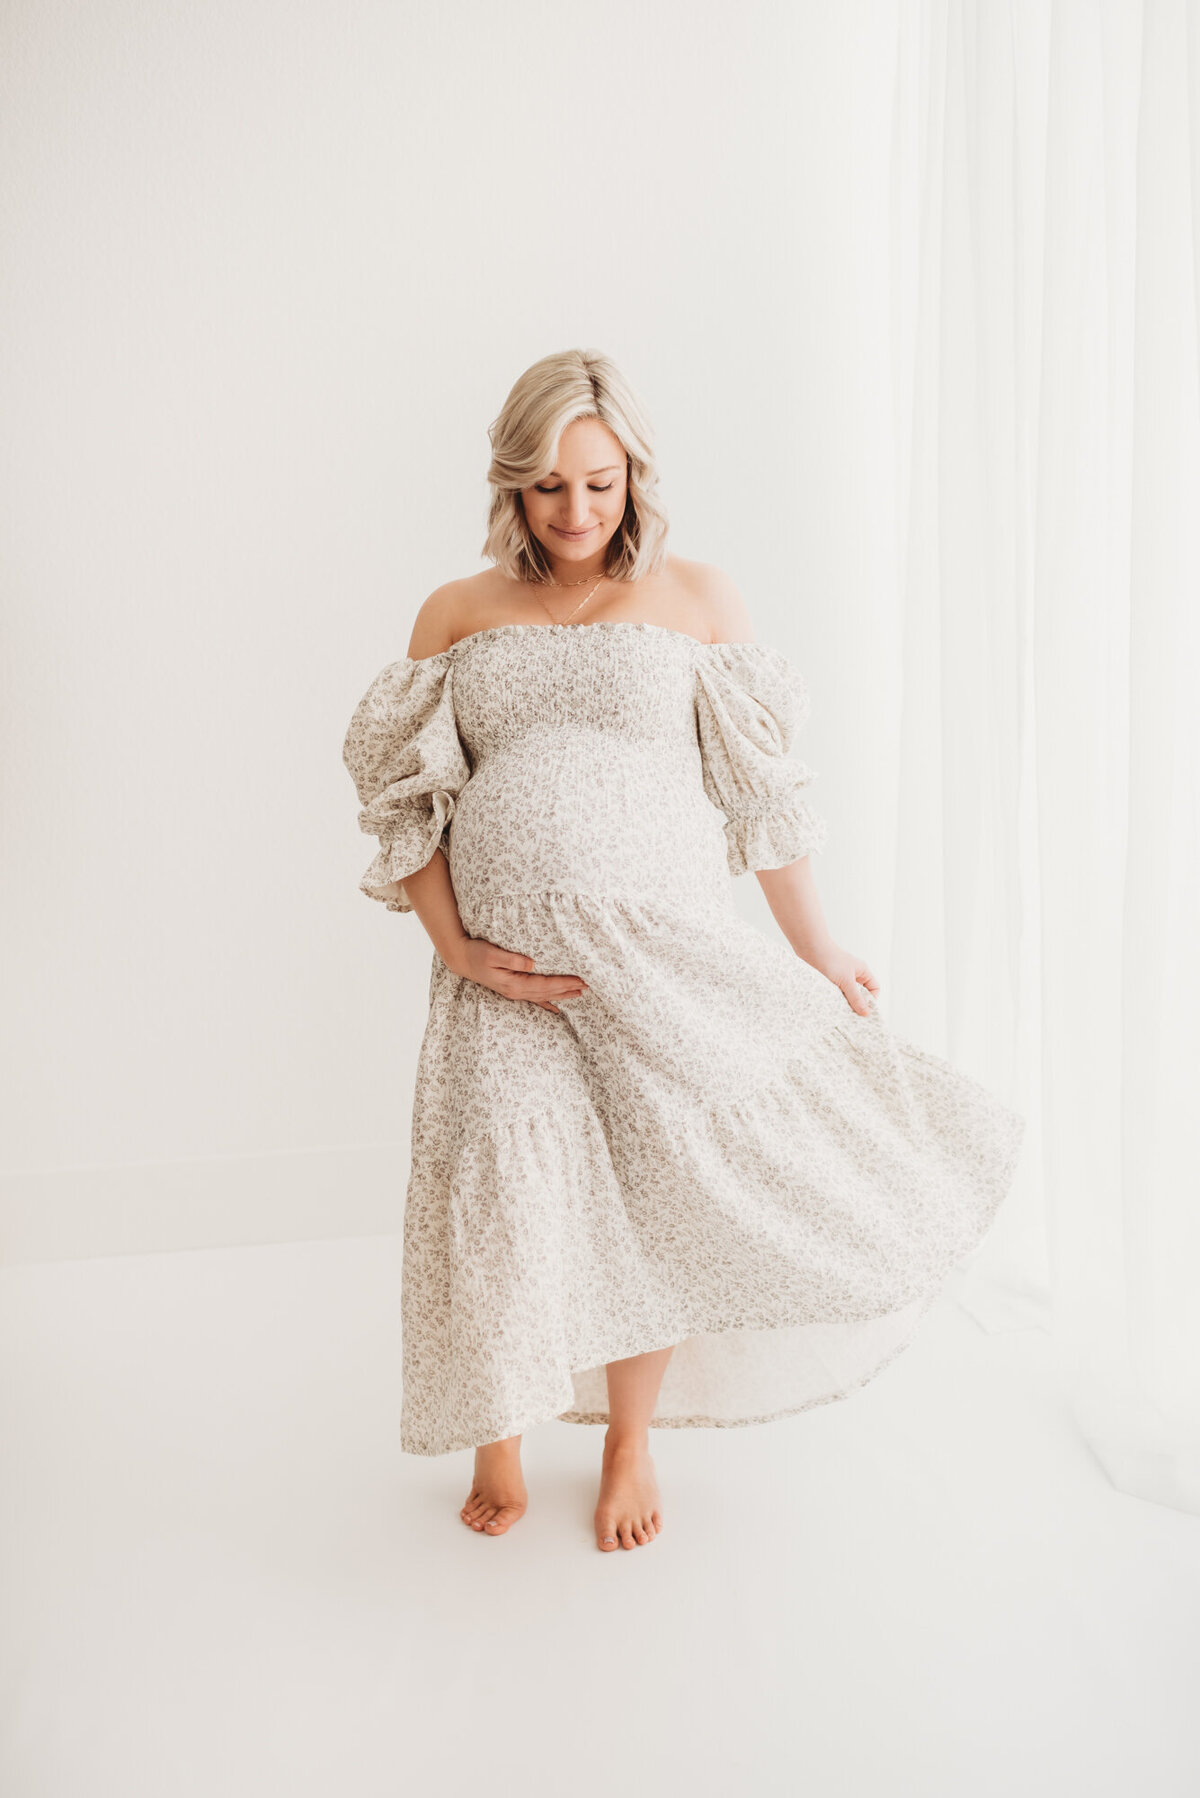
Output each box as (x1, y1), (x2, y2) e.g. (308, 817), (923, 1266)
(405, 582), (461, 660)
(404, 570), (513, 658)
(672, 558), (755, 644)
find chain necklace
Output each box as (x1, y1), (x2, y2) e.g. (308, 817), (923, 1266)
(531, 569), (607, 626)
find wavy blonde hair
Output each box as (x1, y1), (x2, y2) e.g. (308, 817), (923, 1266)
(482, 349), (670, 583)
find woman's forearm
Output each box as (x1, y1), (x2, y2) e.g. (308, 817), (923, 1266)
(398, 848), (471, 965)
(754, 856), (834, 963)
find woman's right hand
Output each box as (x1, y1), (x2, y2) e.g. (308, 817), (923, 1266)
(444, 936), (588, 1014)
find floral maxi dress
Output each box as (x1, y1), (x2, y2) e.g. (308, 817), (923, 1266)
(342, 620), (1024, 1456)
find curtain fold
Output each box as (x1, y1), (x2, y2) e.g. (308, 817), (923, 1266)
(888, 0), (1200, 1514)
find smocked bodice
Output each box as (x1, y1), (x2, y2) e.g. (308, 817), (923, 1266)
(450, 622), (698, 759)
(342, 620), (828, 936)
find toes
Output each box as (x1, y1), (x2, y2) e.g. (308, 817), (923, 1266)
(464, 1491), (528, 1534)
(596, 1520), (619, 1551)
(632, 1522), (648, 1544)
(459, 1501), (524, 1536)
(619, 1525), (636, 1549)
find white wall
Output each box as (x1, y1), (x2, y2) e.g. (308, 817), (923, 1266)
(0, 1), (900, 1254)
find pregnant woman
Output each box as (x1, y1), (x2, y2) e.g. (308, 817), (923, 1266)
(342, 348), (1024, 1553)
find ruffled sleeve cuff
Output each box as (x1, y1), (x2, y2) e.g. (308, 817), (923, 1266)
(357, 790), (459, 912)
(694, 640), (828, 878)
(342, 647), (470, 914)
(721, 795), (829, 878)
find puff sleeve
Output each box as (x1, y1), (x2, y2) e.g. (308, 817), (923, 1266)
(693, 641), (828, 877)
(341, 649), (471, 913)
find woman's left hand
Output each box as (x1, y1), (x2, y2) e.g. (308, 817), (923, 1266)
(798, 940), (880, 1016)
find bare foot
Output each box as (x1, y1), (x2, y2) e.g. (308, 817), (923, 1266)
(594, 1429), (663, 1551)
(460, 1436), (527, 1536)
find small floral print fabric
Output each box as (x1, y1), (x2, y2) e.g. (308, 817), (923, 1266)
(343, 621), (1024, 1456)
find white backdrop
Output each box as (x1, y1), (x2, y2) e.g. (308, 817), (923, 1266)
(1, 3), (903, 1206)
(2, 0), (1197, 1514)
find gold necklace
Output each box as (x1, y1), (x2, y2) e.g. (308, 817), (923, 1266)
(532, 572), (607, 626)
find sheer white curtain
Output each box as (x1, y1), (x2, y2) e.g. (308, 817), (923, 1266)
(887, 0), (1200, 1514)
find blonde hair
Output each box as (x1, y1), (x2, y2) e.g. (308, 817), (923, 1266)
(482, 349), (670, 583)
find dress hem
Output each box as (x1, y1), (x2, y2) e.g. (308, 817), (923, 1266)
(400, 1282), (944, 1456)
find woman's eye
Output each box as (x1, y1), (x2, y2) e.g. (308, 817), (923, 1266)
(534, 484), (614, 494)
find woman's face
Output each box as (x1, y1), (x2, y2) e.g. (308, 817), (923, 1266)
(520, 417), (628, 573)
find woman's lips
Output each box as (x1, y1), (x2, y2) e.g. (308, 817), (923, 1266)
(552, 525), (594, 538)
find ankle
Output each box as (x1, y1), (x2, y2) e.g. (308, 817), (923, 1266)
(603, 1425), (650, 1455)
(476, 1434), (522, 1459)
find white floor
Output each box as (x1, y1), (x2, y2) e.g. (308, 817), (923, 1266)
(2, 1235), (1197, 1798)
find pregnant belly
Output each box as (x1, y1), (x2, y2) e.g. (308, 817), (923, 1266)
(447, 738), (729, 929)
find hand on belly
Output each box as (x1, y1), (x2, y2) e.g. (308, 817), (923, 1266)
(443, 934), (589, 1015)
